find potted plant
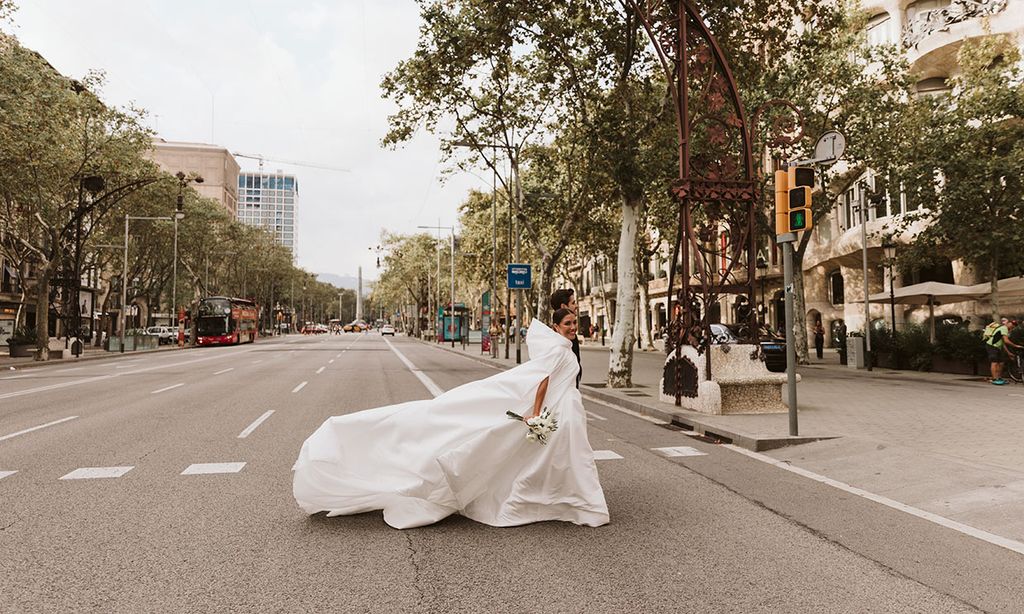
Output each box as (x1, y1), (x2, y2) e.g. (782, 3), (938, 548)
(6, 327), (38, 358)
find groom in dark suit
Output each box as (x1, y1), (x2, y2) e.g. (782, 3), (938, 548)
(550, 289), (581, 388)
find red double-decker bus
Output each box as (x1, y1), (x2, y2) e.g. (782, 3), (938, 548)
(194, 297), (259, 346)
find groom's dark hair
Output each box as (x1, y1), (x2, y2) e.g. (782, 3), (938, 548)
(550, 288), (575, 311)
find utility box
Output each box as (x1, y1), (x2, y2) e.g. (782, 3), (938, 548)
(846, 336), (866, 369)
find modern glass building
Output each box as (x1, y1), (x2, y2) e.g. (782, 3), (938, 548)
(236, 171), (298, 255)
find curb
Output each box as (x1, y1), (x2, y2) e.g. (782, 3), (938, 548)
(0, 344), (196, 371)
(413, 338), (837, 452)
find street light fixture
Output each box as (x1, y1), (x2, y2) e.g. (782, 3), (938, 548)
(418, 224), (456, 348)
(173, 171), (203, 346)
(882, 237), (898, 336)
(121, 215), (172, 353)
(755, 255), (768, 325)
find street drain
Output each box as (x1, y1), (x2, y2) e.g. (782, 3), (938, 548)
(659, 423), (688, 431)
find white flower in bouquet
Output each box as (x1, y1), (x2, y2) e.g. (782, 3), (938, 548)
(507, 408), (559, 445)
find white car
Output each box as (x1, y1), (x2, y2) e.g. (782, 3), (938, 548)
(380, 324), (395, 336)
(145, 326), (175, 344)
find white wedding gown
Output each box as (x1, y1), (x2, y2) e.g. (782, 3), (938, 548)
(292, 318), (609, 529)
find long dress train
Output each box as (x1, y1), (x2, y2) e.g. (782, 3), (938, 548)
(292, 318), (609, 529)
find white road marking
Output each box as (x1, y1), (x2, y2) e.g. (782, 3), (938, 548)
(214, 368), (234, 375)
(181, 462), (246, 475)
(291, 381), (308, 393)
(653, 446), (707, 458)
(593, 450), (624, 460)
(0, 470), (17, 481)
(151, 383), (184, 394)
(0, 416), (78, 442)
(316, 366), (325, 374)
(724, 444), (1024, 557)
(383, 338), (444, 398)
(336, 353), (342, 358)
(237, 410), (275, 439)
(252, 359), (262, 364)
(60, 466), (133, 480)
(328, 359), (335, 364)
(585, 410), (608, 421)
(581, 395), (668, 425)
(0, 373), (31, 380)
(0, 350), (256, 401)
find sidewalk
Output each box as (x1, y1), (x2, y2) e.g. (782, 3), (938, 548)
(0, 342), (191, 371)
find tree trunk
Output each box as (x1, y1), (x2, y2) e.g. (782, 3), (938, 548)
(598, 262), (612, 337)
(34, 265), (52, 361)
(638, 275), (654, 350)
(608, 196), (640, 387)
(792, 235), (813, 366)
(990, 257), (1000, 321)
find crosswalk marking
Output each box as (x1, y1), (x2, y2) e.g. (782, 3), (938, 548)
(593, 450), (624, 460)
(653, 446), (707, 458)
(60, 466), (134, 480)
(181, 462), (246, 475)
(0, 470), (16, 481)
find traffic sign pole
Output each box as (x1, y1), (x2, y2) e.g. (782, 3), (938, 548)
(777, 231), (798, 436)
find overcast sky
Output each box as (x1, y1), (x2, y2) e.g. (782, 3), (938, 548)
(5, 0), (482, 281)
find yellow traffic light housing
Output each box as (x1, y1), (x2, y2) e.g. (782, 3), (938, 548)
(774, 169), (789, 236)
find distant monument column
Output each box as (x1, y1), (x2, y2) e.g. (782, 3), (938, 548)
(356, 266), (363, 321)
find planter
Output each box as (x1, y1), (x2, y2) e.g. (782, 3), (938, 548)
(873, 352), (899, 370)
(931, 355), (979, 376)
(7, 343), (34, 358)
(105, 335), (159, 353)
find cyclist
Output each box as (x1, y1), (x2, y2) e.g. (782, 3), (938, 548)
(1002, 319), (1022, 382)
(987, 318), (1019, 385)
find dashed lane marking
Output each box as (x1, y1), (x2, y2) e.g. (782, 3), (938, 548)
(252, 360), (263, 364)
(291, 381), (308, 393)
(653, 446), (707, 458)
(238, 410), (275, 439)
(214, 368), (234, 375)
(0, 416), (78, 443)
(0, 470), (17, 481)
(60, 466), (134, 480)
(181, 462), (246, 475)
(328, 359), (335, 364)
(316, 367), (325, 374)
(151, 383), (184, 394)
(593, 450), (624, 460)
(724, 444), (1024, 557)
(383, 338), (444, 397)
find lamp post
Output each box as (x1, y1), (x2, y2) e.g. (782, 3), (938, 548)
(121, 215), (172, 353)
(173, 172), (203, 346)
(418, 224), (456, 348)
(69, 175), (105, 355)
(882, 237), (898, 336)
(755, 256), (768, 326)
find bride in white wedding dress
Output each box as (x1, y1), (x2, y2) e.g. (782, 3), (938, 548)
(292, 309), (609, 529)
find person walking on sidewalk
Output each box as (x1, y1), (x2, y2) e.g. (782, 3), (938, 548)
(813, 319), (825, 360)
(551, 288), (581, 388)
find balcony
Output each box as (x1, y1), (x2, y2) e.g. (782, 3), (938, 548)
(902, 0), (1009, 51)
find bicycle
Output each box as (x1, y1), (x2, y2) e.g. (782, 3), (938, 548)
(1005, 347), (1023, 384)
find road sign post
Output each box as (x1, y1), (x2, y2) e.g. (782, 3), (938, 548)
(507, 264), (531, 364)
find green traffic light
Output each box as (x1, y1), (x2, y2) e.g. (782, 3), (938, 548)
(789, 209), (807, 231)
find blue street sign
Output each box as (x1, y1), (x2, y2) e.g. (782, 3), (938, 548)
(507, 264), (532, 289)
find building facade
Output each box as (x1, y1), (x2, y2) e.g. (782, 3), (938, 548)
(148, 139), (240, 216)
(564, 0), (1024, 349)
(236, 171), (298, 255)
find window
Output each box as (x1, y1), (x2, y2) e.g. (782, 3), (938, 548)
(907, 0), (951, 22)
(915, 77), (950, 96)
(829, 271), (845, 306)
(866, 12), (891, 46)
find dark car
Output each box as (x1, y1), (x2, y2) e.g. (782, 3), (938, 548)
(710, 323), (787, 373)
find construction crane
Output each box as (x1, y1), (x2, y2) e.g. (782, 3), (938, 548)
(231, 151), (351, 174)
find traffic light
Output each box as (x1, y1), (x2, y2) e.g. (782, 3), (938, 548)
(774, 170), (789, 236)
(786, 166), (813, 233)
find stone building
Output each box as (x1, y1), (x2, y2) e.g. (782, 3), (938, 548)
(148, 139), (240, 217)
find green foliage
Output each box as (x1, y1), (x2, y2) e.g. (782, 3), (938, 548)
(5, 326), (36, 345)
(934, 322), (987, 365)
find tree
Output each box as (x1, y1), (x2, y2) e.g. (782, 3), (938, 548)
(893, 36), (1024, 320)
(0, 34), (155, 359)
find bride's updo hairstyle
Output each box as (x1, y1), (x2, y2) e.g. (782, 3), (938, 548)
(552, 307), (574, 326)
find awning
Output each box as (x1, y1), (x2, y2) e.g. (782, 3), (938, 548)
(868, 281), (987, 343)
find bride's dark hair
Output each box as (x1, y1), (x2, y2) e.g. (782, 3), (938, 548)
(552, 308), (574, 326)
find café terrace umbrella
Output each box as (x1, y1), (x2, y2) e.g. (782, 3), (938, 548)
(868, 281), (987, 343)
(968, 276), (1024, 301)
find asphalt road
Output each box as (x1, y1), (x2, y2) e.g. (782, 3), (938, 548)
(1, 333), (1022, 613)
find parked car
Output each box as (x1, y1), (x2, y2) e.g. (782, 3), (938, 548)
(145, 326), (175, 345)
(710, 323), (787, 373)
(380, 324), (395, 336)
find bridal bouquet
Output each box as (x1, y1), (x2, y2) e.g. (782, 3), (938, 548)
(506, 408), (559, 445)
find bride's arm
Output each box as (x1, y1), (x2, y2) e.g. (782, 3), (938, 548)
(527, 377), (550, 419)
